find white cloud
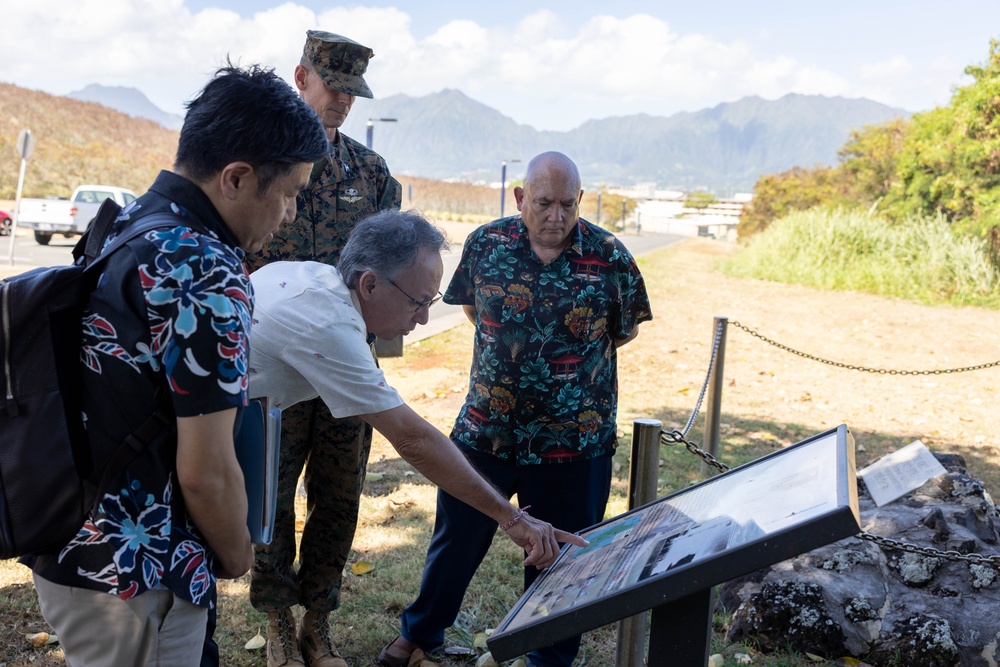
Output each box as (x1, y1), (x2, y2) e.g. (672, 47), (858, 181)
(860, 56), (912, 79)
(1, 2), (966, 130)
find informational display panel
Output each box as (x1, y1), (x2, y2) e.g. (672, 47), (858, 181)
(488, 424), (860, 662)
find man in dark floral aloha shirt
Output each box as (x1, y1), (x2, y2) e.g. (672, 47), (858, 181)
(381, 152), (652, 667)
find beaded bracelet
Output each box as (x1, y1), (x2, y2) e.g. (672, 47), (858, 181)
(500, 505), (532, 531)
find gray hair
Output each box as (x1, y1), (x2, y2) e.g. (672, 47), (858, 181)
(338, 210), (449, 289)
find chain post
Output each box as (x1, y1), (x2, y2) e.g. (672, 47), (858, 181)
(615, 419), (662, 667)
(702, 317), (727, 476)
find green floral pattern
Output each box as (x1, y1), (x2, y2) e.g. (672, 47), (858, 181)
(446, 217), (651, 465)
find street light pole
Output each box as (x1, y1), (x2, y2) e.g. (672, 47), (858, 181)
(365, 117), (401, 360)
(500, 158), (521, 218)
(366, 117), (397, 149)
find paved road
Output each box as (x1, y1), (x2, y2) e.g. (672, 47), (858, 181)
(0, 224), (685, 344)
(2, 229), (78, 272)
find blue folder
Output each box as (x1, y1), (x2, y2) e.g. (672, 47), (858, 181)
(235, 399), (281, 545)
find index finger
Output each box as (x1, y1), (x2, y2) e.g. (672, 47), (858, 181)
(555, 529), (589, 547)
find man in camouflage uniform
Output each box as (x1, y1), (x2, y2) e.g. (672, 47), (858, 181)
(245, 30), (402, 667)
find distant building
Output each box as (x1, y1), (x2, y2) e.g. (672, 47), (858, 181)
(622, 189), (752, 241)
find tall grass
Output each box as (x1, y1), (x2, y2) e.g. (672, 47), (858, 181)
(723, 208), (1000, 308)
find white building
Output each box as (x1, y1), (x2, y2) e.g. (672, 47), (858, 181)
(627, 190), (752, 241)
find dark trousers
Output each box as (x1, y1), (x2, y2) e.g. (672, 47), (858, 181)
(400, 446), (613, 667)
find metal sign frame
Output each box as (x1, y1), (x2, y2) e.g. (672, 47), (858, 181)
(488, 424), (859, 662)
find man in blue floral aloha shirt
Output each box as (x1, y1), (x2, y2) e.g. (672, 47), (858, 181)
(24, 65), (327, 667)
(380, 152), (652, 667)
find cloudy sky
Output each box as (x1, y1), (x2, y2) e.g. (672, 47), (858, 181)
(5, 0), (999, 131)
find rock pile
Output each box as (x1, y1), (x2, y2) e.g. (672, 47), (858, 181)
(718, 454), (1000, 666)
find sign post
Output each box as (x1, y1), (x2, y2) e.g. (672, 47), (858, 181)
(7, 128), (35, 264)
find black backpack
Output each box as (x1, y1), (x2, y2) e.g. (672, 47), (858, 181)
(0, 199), (178, 558)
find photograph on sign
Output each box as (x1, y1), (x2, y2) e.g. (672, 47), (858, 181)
(488, 425), (859, 660)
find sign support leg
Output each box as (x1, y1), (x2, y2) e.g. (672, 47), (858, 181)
(646, 587), (713, 667)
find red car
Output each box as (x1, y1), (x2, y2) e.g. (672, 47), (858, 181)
(0, 210), (11, 236)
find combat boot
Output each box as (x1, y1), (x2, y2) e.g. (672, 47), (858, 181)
(299, 610), (348, 667)
(266, 608), (305, 667)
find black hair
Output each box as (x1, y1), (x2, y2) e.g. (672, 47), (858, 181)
(338, 210), (449, 289)
(175, 61), (328, 193)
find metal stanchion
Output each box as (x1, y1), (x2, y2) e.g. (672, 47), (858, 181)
(701, 316), (727, 476)
(374, 336), (403, 358)
(615, 418), (662, 667)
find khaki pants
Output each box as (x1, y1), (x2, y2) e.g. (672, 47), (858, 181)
(33, 573), (207, 667)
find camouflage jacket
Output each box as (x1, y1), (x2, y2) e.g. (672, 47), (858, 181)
(245, 131), (401, 271)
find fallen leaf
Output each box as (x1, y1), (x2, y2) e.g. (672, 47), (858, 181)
(677, 387), (690, 394)
(26, 632), (57, 647)
(245, 631), (266, 650)
(805, 653), (824, 661)
(734, 653), (753, 664)
(351, 560), (375, 575)
(445, 646), (475, 656)
(366, 472), (385, 482)
(473, 631), (489, 651)
(510, 660), (527, 667)
(833, 658), (862, 666)
(708, 654), (724, 667)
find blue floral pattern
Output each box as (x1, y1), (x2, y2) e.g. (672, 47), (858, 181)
(29, 172), (251, 608)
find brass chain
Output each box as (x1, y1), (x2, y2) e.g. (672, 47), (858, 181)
(660, 428), (731, 473)
(729, 320), (1000, 375)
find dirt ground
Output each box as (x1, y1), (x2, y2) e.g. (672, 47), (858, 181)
(382, 236), (1000, 494)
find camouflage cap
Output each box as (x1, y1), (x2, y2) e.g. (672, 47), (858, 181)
(303, 30), (374, 99)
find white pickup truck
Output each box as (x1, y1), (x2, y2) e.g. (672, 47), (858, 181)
(17, 184), (137, 245)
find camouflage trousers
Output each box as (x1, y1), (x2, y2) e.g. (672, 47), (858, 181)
(250, 396), (372, 613)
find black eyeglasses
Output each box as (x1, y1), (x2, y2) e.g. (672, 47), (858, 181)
(386, 277), (443, 313)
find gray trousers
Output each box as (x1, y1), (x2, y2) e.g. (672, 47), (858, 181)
(34, 573), (207, 667)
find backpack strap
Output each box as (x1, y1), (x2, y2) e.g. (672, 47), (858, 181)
(72, 198), (201, 269)
(74, 198), (123, 266)
(89, 214), (190, 269)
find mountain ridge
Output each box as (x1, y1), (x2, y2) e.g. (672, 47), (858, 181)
(341, 89), (908, 192)
(68, 84), (185, 130)
(0, 81), (907, 196)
